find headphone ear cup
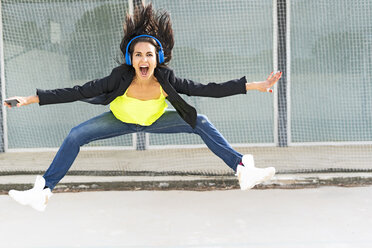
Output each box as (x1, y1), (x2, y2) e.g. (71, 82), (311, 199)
(158, 50), (164, 64)
(125, 52), (132, 65)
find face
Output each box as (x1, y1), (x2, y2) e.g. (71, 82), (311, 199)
(132, 41), (157, 80)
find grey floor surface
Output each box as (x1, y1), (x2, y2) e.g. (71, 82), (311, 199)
(1, 187), (371, 248)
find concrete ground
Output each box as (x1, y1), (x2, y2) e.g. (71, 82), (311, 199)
(1, 186), (372, 248)
(1, 146), (372, 192)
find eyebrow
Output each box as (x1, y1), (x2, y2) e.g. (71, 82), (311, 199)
(134, 51), (154, 54)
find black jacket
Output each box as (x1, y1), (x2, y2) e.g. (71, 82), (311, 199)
(37, 65), (247, 128)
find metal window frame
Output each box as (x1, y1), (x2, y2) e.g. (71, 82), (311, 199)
(0, 0), (8, 152)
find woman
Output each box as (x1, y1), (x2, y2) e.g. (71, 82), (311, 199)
(5, 3), (281, 211)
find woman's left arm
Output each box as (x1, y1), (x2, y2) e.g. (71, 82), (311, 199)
(172, 75), (247, 98)
(171, 71), (282, 97)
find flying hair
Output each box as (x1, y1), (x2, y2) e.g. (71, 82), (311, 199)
(120, 3), (174, 66)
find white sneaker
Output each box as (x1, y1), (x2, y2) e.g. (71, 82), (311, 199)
(236, 154), (276, 190)
(8, 176), (53, 212)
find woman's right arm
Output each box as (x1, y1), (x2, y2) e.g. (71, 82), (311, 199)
(36, 75), (114, 105)
(4, 66), (125, 108)
(4, 76), (113, 108)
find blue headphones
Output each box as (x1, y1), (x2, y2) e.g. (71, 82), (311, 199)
(125, 34), (165, 65)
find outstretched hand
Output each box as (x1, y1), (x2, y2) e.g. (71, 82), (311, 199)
(3, 96), (39, 109)
(245, 71), (282, 93)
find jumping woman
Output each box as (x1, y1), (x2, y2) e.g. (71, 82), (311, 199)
(5, 3), (282, 211)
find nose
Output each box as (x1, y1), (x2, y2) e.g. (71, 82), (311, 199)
(140, 55), (148, 62)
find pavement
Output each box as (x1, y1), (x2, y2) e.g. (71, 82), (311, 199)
(1, 187), (372, 247)
(1, 172), (372, 194)
(2, 148), (371, 248)
(0, 147), (372, 193)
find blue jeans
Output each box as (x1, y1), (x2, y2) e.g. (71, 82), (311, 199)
(43, 110), (243, 189)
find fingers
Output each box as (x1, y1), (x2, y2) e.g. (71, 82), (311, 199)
(17, 97), (27, 107)
(263, 71), (282, 93)
(272, 71), (282, 80)
(267, 71), (282, 81)
(4, 97), (22, 108)
(276, 71), (282, 79)
(269, 71), (282, 86)
(266, 72), (274, 81)
(3, 102), (11, 109)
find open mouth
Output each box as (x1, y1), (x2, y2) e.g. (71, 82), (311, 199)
(139, 66), (149, 76)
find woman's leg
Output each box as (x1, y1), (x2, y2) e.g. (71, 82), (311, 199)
(43, 111), (136, 189)
(145, 110), (275, 190)
(144, 110), (243, 171)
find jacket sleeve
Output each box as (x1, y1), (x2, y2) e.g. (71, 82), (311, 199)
(36, 66), (123, 105)
(170, 71), (247, 98)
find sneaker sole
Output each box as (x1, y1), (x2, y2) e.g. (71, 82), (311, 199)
(239, 167), (276, 190)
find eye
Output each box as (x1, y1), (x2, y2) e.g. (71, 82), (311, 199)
(135, 53), (141, 57)
(147, 53), (153, 57)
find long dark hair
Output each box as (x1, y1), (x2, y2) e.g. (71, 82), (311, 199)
(120, 3), (174, 66)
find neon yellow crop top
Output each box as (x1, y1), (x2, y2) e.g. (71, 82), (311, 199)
(110, 86), (168, 126)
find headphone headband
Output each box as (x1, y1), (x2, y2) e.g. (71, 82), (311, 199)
(125, 35), (165, 65)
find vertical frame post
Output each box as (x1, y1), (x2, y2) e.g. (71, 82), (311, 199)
(286, 0), (291, 145)
(0, 1), (6, 152)
(276, 0), (288, 147)
(273, 0), (279, 146)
